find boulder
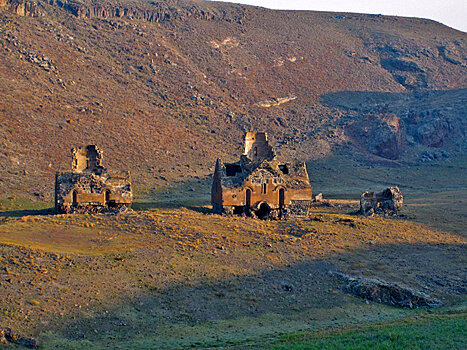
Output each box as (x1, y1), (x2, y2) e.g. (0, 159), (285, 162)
(360, 186), (403, 216)
(331, 272), (442, 309)
(0, 328), (38, 348)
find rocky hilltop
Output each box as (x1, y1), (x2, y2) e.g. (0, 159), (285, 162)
(0, 0), (465, 198)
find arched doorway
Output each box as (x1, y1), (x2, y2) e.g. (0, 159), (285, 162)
(255, 202), (271, 220)
(72, 190), (78, 207)
(246, 189), (251, 208)
(105, 189), (111, 206)
(279, 188), (285, 208)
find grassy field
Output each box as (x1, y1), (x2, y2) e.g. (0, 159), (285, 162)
(0, 156), (465, 349)
(268, 310), (467, 350)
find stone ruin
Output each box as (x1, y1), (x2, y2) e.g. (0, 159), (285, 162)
(211, 132), (313, 219)
(55, 145), (132, 214)
(360, 186), (403, 216)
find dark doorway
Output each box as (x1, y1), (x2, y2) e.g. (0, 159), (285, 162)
(233, 206), (245, 215)
(279, 188), (285, 207)
(255, 202), (271, 220)
(246, 189), (251, 207)
(72, 190), (78, 206)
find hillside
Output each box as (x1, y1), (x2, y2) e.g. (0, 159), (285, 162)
(0, 2), (466, 348)
(0, 0), (466, 200)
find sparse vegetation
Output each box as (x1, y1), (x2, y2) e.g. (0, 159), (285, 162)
(0, 0), (466, 348)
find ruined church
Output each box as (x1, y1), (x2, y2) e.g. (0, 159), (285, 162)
(55, 145), (132, 214)
(211, 132), (313, 219)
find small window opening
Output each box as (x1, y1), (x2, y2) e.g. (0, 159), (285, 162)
(226, 164), (242, 177)
(279, 165), (289, 175)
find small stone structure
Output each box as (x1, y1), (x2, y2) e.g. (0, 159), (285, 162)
(360, 186), (403, 216)
(211, 132), (313, 219)
(55, 145), (132, 214)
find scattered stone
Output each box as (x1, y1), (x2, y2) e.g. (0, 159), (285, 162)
(360, 186), (403, 216)
(280, 282), (293, 292)
(419, 149), (450, 162)
(314, 193), (323, 202)
(330, 272), (442, 309)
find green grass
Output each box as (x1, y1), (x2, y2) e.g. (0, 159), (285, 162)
(270, 313), (467, 350)
(0, 197), (53, 213)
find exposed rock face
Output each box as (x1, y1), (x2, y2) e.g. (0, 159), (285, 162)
(332, 272), (442, 309)
(50, 0), (247, 23)
(255, 95), (297, 108)
(348, 114), (406, 160)
(415, 116), (451, 147)
(0, 0), (40, 16)
(377, 45), (428, 89)
(360, 186), (403, 216)
(438, 44), (466, 66)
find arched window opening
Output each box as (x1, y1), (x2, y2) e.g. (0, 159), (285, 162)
(279, 188), (285, 208)
(72, 190), (78, 206)
(246, 189), (251, 207)
(105, 189), (111, 205)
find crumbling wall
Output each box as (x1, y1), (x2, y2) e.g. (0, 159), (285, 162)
(360, 186), (403, 216)
(212, 133), (313, 219)
(71, 145), (104, 173)
(55, 145), (132, 214)
(243, 132), (275, 161)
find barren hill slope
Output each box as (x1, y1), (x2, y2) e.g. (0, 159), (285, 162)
(0, 0), (466, 199)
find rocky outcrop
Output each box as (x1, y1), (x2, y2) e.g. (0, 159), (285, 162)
(438, 44), (466, 66)
(415, 116), (451, 147)
(331, 272), (442, 309)
(419, 149), (450, 162)
(50, 0), (247, 23)
(381, 58), (424, 73)
(360, 186), (403, 216)
(255, 95), (297, 108)
(0, 0), (40, 16)
(348, 114), (405, 160)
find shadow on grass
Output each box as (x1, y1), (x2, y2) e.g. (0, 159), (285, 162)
(0, 207), (54, 218)
(132, 201), (212, 214)
(35, 241), (466, 349)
